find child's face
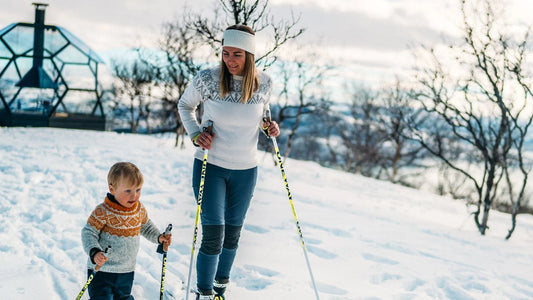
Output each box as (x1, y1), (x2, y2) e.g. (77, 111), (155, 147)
(109, 179), (142, 208)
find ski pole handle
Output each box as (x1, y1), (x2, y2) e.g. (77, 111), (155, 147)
(204, 120), (214, 133)
(263, 109), (272, 123)
(157, 224), (173, 254)
(163, 224), (172, 235)
(262, 110), (272, 138)
(94, 245), (111, 271)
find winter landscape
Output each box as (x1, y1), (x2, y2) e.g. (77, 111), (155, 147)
(1, 127), (533, 300)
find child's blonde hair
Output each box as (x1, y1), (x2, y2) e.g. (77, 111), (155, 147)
(107, 162), (144, 187)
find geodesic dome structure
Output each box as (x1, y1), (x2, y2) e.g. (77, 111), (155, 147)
(0, 3), (106, 130)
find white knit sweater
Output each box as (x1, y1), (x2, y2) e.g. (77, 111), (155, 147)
(178, 67), (272, 170)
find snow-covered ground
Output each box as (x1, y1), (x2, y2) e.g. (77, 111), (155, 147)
(1, 127), (532, 300)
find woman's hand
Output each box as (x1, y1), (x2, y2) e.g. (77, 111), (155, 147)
(262, 120), (280, 138)
(193, 131), (215, 149)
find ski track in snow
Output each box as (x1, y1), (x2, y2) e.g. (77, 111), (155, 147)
(1, 127), (533, 299)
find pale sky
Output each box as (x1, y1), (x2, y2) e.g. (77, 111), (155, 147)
(1, 0), (532, 86)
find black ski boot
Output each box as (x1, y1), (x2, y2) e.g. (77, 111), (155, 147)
(213, 278), (229, 300)
(195, 289), (215, 300)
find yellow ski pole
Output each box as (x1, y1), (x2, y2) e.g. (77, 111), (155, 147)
(76, 245), (111, 300)
(158, 224), (172, 300)
(264, 110), (320, 300)
(185, 120), (213, 300)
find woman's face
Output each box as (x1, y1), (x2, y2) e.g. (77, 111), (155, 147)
(222, 46), (246, 76)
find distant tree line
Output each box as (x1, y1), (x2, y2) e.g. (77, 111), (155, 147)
(104, 0), (532, 239)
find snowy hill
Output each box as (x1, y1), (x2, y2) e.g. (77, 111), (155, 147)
(1, 127), (532, 300)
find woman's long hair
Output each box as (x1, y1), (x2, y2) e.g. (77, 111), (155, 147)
(220, 24), (259, 103)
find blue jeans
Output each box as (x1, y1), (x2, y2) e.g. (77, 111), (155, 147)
(192, 159), (257, 292)
(87, 270), (134, 300)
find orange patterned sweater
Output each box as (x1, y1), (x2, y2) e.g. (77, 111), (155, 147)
(81, 196), (161, 273)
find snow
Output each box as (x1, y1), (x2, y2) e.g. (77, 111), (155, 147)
(1, 127), (533, 300)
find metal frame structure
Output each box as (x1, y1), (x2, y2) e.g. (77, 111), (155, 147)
(0, 3), (106, 130)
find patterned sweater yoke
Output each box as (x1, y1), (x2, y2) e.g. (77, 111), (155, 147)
(88, 197), (149, 237)
(178, 67), (273, 170)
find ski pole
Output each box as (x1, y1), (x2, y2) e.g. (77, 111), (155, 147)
(185, 120), (214, 300)
(76, 245), (111, 300)
(264, 111), (320, 300)
(158, 224), (173, 300)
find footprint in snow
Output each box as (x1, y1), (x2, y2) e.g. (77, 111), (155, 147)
(243, 264), (279, 277)
(316, 282), (349, 296)
(362, 253), (399, 265)
(307, 245), (337, 259)
(244, 224), (269, 234)
(404, 277), (426, 291)
(301, 222), (353, 238)
(231, 264), (279, 291)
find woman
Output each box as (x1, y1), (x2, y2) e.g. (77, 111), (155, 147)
(178, 24), (280, 300)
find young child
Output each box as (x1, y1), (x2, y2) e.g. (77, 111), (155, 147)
(81, 161), (172, 299)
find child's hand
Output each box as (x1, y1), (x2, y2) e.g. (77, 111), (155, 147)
(94, 251), (108, 267)
(159, 233), (172, 246)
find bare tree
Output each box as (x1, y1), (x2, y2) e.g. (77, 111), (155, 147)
(504, 37), (533, 238)
(140, 15), (201, 147)
(111, 59), (155, 133)
(436, 162), (475, 201)
(377, 80), (427, 185)
(314, 98), (339, 166)
(338, 86), (388, 176)
(274, 43), (332, 162)
(185, 0), (304, 69)
(409, 0), (533, 238)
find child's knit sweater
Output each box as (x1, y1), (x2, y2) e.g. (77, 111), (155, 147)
(81, 195), (160, 273)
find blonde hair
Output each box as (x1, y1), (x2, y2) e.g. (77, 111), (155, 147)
(107, 162), (144, 187)
(220, 25), (259, 103)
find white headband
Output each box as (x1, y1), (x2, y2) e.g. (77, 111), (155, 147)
(222, 29), (256, 55)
